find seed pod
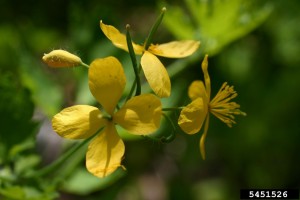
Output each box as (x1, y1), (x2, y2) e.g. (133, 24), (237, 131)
(42, 50), (82, 68)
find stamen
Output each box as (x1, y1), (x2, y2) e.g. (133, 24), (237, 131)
(210, 110), (236, 127)
(209, 81), (245, 127)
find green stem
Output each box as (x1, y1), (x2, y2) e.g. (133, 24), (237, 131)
(126, 24), (141, 96)
(144, 7), (166, 50)
(142, 113), (177, 143)
(80, 62), (90, 68)
(27, 128), (103, 178)
(160, 113), (176, 143)
(126, 78), (137, 102)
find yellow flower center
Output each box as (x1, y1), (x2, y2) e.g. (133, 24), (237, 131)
(209, 82), (246, 127)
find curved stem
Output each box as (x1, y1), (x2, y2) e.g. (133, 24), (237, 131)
(26, 127), (103, 178)
(142, 113), (177, 143)
(80, 62), (90, 68)
(160, 113), (176, 143)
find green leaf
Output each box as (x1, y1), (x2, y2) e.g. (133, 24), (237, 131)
(0, 71), (39, 155)
(0, 185), (58, 200)
(0, 186), (25, 199)
(62, 167), (126, 195)
(163, 0), (272, 55)
(0, 166), (16, 183)
(8, 140), (35, 159)
(22, 186), (58, 200)
(19, 56), (63, 117)
(15, 155), (41, 176)
(0, 144), (5, 164)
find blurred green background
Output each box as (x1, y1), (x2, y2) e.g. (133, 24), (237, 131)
(0, 0), (300, 199)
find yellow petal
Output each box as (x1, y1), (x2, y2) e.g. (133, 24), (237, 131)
(148, 40), (200, 58)
(100, 21), (144, 54)
(89, 57), (126, 115)
(52, 105), (106, 139)
(114, 94), (162, 135)
(86, 123), (125, 178)
(188, 80), (208, 103)
(178, 98), (208, 134)
(141, 51), (171, 97)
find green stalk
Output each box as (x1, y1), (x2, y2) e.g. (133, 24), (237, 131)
(143, 112), (177, 143)
(27, 128), (103, 178)
(160, 113), (176, 143)
(80, 62), (90, 68)
(126, 24), (141, 97)
(126, 78), (137, 102)
(144, 7), (166, 50)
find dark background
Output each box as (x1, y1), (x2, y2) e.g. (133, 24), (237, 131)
(0, 0), (299, 199)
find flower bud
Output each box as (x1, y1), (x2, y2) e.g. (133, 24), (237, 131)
(42, 50), (82, 68)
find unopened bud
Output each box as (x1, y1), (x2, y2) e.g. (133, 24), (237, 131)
(42, 50), (82, 68)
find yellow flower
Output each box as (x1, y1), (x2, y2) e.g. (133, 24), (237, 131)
(100, 21), (200, 98)
(178, 55), (246, 159)
(52, 57), (162, 177)
(42, 50), (83, 68)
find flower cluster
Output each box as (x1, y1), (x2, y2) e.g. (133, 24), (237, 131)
(51, 57), (162, 177)
(42, 8), (245, 178)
